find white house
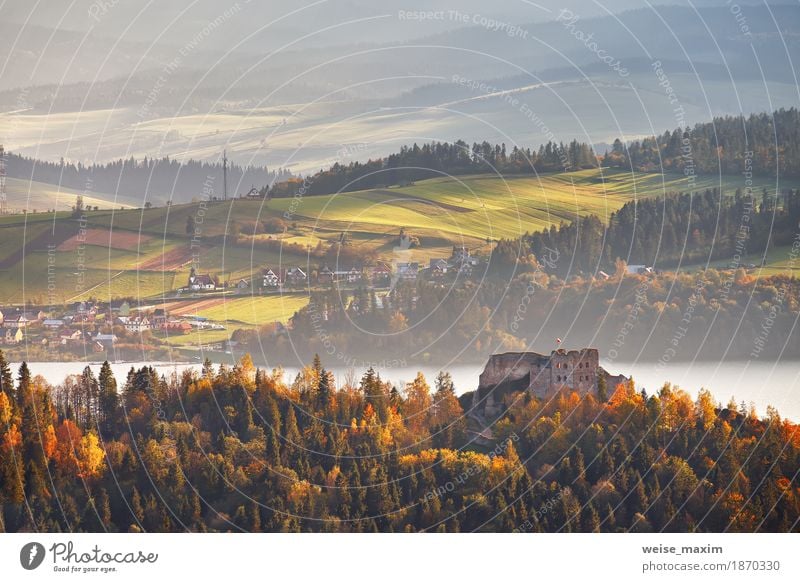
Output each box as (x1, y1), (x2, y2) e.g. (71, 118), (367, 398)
(626, 265), (652, 275)
(262, 268), (284, 288)
(188, 272), (217, 291)
(123, 317), (152, 333)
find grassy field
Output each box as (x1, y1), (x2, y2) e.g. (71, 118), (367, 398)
(4, 177), (137, 212)
(1, 168), (796, 304)
(268, 169), (795, 243)
(153, 294), (308, 326)
(186, 294), (308, 325)
(687, 243), (800, 277)
(161, 327), (233, 348)
(758, 244), (800, 277)
(154, 294), (308, 348)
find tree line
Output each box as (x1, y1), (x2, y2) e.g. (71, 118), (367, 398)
(602, 109), (800, 178)
(267, 139), (598, 198)
(3, 151), (291, 204)
(266, 108), (800, 198)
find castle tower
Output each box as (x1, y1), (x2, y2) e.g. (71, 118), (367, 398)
(550, 348), (599, 391)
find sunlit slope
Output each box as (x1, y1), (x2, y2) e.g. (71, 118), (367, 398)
(1, 168), (795, 302)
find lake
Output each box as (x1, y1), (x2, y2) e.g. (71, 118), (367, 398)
(12, 358), (800, 421)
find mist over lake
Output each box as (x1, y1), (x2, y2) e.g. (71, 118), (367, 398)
(13, 358), (800, 421)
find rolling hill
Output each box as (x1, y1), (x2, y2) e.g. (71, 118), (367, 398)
(0, 167), (795, 304)
(3, 176), (136, 212)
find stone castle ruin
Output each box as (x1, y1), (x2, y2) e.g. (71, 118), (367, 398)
(473, 348), (628, 415)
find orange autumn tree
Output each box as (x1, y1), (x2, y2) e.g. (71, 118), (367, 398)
(404, 372), (432, 437)
(76, 432), (106, 479)
(0, 391), (12, 428)
(53, 419), (83, 477)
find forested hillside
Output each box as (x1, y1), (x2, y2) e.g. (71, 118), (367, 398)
(513, 185), (800, 275)
(3, 152), (291, 204)
(267, 109), (800, 198)
(242, 270), (800, 364)
(1, 353), (797, 532)
(602, 109), (800, 178)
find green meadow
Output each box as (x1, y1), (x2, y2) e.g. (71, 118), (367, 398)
(1, 168), (796, 304)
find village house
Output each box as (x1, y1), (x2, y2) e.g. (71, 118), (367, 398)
(190, 274), (216, 291)
(71, 301), (98, 321)
(43, 319), (65, 330)
(449, 245), (479, 276)
(59, 329), (84, 346)
(5, 313), (32, 329)
(262, 268), (284, 288)
(236, 279), (250, 290)
(116, 316), (153, 333)
(150, 308), (168, 327)
(129, 317), (152, 333)
(318, 265), (363, 284)
(427, 258), (449, 279)
(396, 262), (419, 281)
(626, 264), (653, 275)
(187, 269), (217, 291)
(0, 309), (48, 329)
(1, 327), (24, 345)
(285, 267), (307, 287)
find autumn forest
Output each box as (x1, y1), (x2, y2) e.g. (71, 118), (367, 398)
(0, 351), (798, 533)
